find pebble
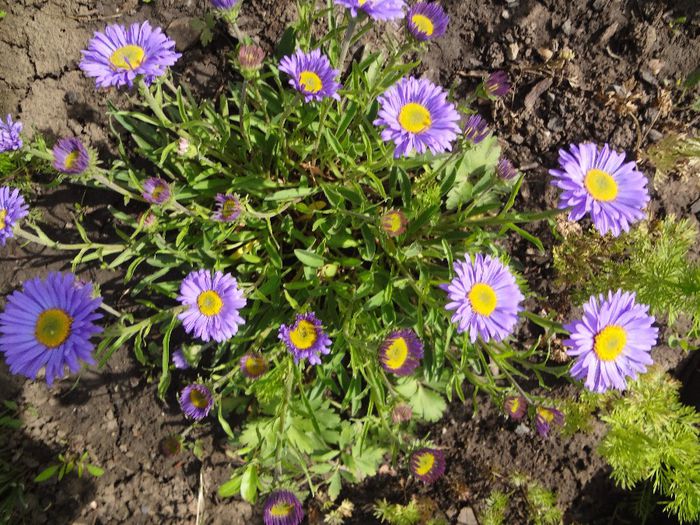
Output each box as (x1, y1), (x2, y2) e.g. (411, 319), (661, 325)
(561, 19), (573, 36)
(507, 42), (520, 61)
(457, 506), (479, 525)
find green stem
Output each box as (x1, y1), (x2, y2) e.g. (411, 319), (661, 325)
(14, 226), (125, 253)
(100, 303), (123, 318)
(480, 341), (534, 404)
(274, 358), (295, 480)
(93, 172), (138, 199)
(293, 365), (323, 436)
(26, 147), (53, 162)
(337, 15), (359, 70)
(311, 101), (331, 161)
(239, 79), (251, 150)
(138, 78), (171, 125)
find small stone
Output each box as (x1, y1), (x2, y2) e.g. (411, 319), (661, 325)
(457, 506), (479, 525)
(507, 42), (520, 61)
(89, 501), (98, 510)
(648, 129), (663, 142)
(561, 19), (572, 36)
(515, 422), (532, 436)
(501, 9), (510, 19)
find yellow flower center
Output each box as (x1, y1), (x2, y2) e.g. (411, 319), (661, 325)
(468, 283), (498, 316)
(109, 44), (146, 70)
(289, 320), (318, 350)
(415, 452), (435, 476)
(299, 71), (323, 93)
(398, 102), (432, 134)
(244, 356), (266, 377)
(383, 212), (404, 234)
(270, 503), (293, 517)
(412, 14), (435, 36)
(508, 398), (521, 414)
(222, 199), (239, 219)
(594, 325), (627, 361)
(0, 209), (7, 230)
(189, 388), (210, 409)
(537, 407), (554, 422)
(384, 336), (409, 370)
(197, 290), (224, 317)
(358, 0), (368, 5)
(584, 169), (618, 202)
(35, 308), (72, 348)
(64, 150), (80, 170)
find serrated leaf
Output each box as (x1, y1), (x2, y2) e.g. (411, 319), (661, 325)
(446, 136), (501, 210)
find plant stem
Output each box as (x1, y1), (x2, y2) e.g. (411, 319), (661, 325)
(311, 101), (331, 162)
(100, 303), (123, 318)
(93, 172), (138, 199)
(337, 15), (358, 71)
(274, 357), (295, 480)
(239, 79), (251, 150)
(14, 226), (125, 253)
(138, 78), (171, 125)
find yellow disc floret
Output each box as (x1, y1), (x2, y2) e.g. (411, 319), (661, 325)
(584, 169), (618, 202)
(414, 452), (435, 476)
(398, 103), (432, 134)
(299, 71), (323, 93)
(594, 325), (627, 361)
(412, 14), (435, 36)
(35, 308), (72, 348)
(197, 290), (224, 317)
(385, 337), (409, 370)
(270, 503), (293, 517)
(189, 388), (210, 409)
(468, 283), (498, 316)
(289, 320), (318, 350)
(110, 44), (146, 70)
(0, 209), (7, 230)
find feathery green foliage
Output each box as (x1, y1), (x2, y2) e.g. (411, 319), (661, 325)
(480, 489), (508, 525)
(373, 497), (447, 525)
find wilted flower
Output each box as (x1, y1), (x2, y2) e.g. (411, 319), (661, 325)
(213, 193), (242, 222)
(0, 186), (29, 246)
(504, 395), (527, 421)
(564, 290), (657, 393)
(549, 143), (650, 237)
(279, 312), (332, 365)
(463, 115), (489, 144)
(334, 0), (406, 21)
(380, 209), (408, 237)
(159, 435), (183, 457)
(279, 49), (342, 103)
(535, 406), (564, 438)
(177, 270), (247, 343)
(136, 210), (158, 230)
(177, 137), (191, 156)
(497, 158), (517, 180)
(52, 138), (90, 175)
(142, 177), (171, 204)
(238, 44), (265, 73)
(391, 403), (413, 424)
(0, 273), (102, 385)
(0, 114), (23, 152)
(407, 2), (449, 41)
(378, 329), (424, 376)
(240, 353), (268, 379)
(172, 349), (190, 370)
(374, 76), (460, 158)
(179, 383), (214, 420)
(410, 448), (445, 484)
(263, 490), (304, 525)
(80, 22), (181, 89)
(484, 71), (510, 98)
(441, 254), (524, 343)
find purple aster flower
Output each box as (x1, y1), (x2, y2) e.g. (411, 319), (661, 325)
(463, 114), (489, 144)
(504, 395), (527, 421)
(374, 76), (461, 158)
(263, 490), (305, 525)
(378, 329), (423, 376)
(213, 194), (242, 222)
(240, 352), (268, 379)
(441, 254), (524, 343)
(52, 138), (90, 175)
(278, 312), (332, 365)
(484, 71), (510, 98)
(0, 273), (102, 386)
(497, 158), (517, 180)
(211, 0), (240, 8)
(407, 2), (449, 41)
(564, 290), (657, 393)
(177, 270), (246, 343)
(380, 209), (408, 237)
(178, 383), (213, 421)
(0, 186), (29, 247)
(142, 177), (171, 204)
(410, 448), (445, 484)
(535, 406), (564, 438)
(279, 49), (342, 103)
(549, 143), (650, 237)
(335, 0), (406, 20)
(0, 115), (22, 153)
(80, 21), (181, 89)
(172, 349), (190, 370)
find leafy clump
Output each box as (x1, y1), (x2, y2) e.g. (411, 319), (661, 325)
(480, 490), (508, 525)
(599, 368), (700, 523)
(373, 497), (447, 525)
(480, 475), (562, 525)
(554, 215), (700, 339)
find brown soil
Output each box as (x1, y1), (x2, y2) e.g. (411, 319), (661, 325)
(1, 0), (699, 524)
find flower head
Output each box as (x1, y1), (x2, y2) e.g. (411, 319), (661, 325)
(410, 448), (445, 484)
(52, 138), (90, 175)
(142, 177), (171, 204)
(178, 383), (213, 420)
(391, 403), (413, 424)
(374, 76), (460, 158)
(484, 71), (510, 98)
(564, 290), (657, 393)
(442, 254), (524, 342)
(0, 273), (102, 385)
(263, 490), (305, 525)
(407, 2), (449, 41)
(380, 209), (408, 237)
(0, 115), (22, 152)
(535, 406), (564, 438)
(136, 210), (158, 230)
(0, 186), (29, 246)
(240, 352), (268, 379)
(159, 435), (183, 457)
(549, 143), (650, 237)
(213, 193), (242, 222)
(497, 158), (517, 180)
(172, 349), (190, 370)
(177, 270), (247, 343)
(378, 329), (424, 376)
(504, 395), (527, 421)
(334, 0), (406, 20)
(463, 114), (489, 144)
(238, 44), (265, 74)
(278, 312), (332, 365)
(80, 21), (181, 89)
(279, 49), (342, 103)
(211, 0), (240, 8)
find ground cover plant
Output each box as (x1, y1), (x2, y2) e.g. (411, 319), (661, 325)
(0, 0), (698, 523)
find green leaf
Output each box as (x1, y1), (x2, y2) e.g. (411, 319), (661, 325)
(294, 249), (325, 268)
(446, 136), (501, 210)
(240, 465), (258, 503)
(34, 464), (59, 483)
(328, 470), (342, 501)
(218, 475), (242, 498)
(396, 379), (447, 422)
(86, 464), (105, 478)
